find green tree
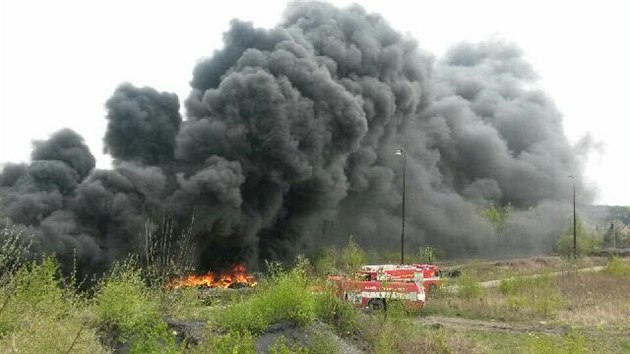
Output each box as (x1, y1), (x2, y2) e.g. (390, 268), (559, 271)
(603, 220), (630, 248)
(340, 235), (367, 274)
(554, 217), (601, 258)
(415, 246), (439, 264)
(481, 203), (512, 233)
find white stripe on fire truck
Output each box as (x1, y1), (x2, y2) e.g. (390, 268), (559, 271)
(360, 291), (426, 301)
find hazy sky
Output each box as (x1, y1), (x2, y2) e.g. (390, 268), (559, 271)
(1, 0), (629, 205)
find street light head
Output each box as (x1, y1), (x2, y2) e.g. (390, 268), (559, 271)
(395, 148), (404, 157)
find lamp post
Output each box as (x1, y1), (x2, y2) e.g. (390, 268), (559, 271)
(395, 148), (406, 264)
(572, 180), (577, 259)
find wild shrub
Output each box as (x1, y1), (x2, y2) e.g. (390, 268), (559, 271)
(269, 336), (309, 354)
(197, 330), (257, 354)
(397, 327), (458, 354)
(158, 286), (206, 320)
(143, 217), (196, 287)
(374, 328), (399, 354)
(415, 246), (440, 264)
(94, 259), (178, 353)
(357, 315), (406, 354)
(5, 257), (68, 318)
(305, 330), (342, 354)
(604, 256), (630, 276)
(554, 217), (601, 258)
(217, 263), (317, 334)
(0, 314), (106, 353)
(340, 235), (367, 274)
(499, 274), (565, 319)
(314, 284), (358, 334)
(528, 328), (586, 353)
(311, 247), (338, 276)
(457, 272), (483, 300)
(0, 222), (32, 286)
(0, 256), (105, 353)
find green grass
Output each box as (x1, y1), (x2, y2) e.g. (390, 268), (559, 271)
(604, 256), (630, 276)
(192, 330), (257, 354)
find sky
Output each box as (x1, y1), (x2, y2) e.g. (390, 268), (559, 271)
(1, 0), (629, 206)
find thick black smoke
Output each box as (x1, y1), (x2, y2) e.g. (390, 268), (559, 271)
(104, 83), (182, 165)
(0, 2), (590, 271)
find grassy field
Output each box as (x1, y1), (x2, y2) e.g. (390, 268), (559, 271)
(1, 223), (629, 353)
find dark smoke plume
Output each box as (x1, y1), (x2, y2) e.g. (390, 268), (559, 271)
(104, 83), (182, 165)
(0, 2), (590, 271)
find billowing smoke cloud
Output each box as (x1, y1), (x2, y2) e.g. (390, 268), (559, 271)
(0, 2), (590, 271)
(104, 83), (182, 165)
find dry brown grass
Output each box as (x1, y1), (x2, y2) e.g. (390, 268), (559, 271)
(446, 256), (609, 282)
(555, 272), (630, 327)
(397, 328), (477, 354)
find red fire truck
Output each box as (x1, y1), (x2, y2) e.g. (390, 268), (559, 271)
(330, 274), (426, 311)
(330, 263), (443, 310)
(361, 263), (442, 293)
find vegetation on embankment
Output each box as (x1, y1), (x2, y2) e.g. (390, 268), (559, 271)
(1, 220), (630, 353)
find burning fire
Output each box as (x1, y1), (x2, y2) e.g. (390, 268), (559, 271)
(167, 264), (257, 289)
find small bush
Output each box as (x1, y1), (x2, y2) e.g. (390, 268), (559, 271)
(95, 260), (178, 352)
(311, 247), (337, 276)
(554, 218), (601, 258)
(0, 222), (32, 285)
(269, 336), (309, 354)
(198, 331), (257, 354)
(528, 328), (586, 353)
(0, 256), (106, 353)
(374, 328), (398, 354)
(415, 246), (440, 264)
(305, 331), (341, 354)
(7, 257), (68, 316)
(0, 256), (71, 335)
(604, 257), (630, 276)
(340, 236), (367, 274)
(314, 285), (358, 334)
(397, 327), (456, 354)
(457, 273), (483, 300)
(0, 314), (106, 353)
(217, 264), (317, 334)
(499, 274), (565, 319)
(158, 286), (206, 320)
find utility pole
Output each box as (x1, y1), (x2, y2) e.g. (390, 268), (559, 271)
(396, 148), (406, 265)
(573, 181), (577, 259)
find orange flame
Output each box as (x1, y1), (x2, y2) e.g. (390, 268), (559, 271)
(167, 264), (257, 289)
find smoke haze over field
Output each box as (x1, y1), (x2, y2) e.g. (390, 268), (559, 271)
(0, 2), (591, 270)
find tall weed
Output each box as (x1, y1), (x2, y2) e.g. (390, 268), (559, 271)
(0, 222), (32, 285)
(457, 272), (483, 300)
(340, 235), (367, 274)
(499, 274), (565, 318)
(313, 283), (358, 334)
(604, 257), (630, 276)
(194, 330), (256, 354)
(528, 328), (586, 353)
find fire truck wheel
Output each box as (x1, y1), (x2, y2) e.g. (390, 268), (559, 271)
(368, 299), (386, 311)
